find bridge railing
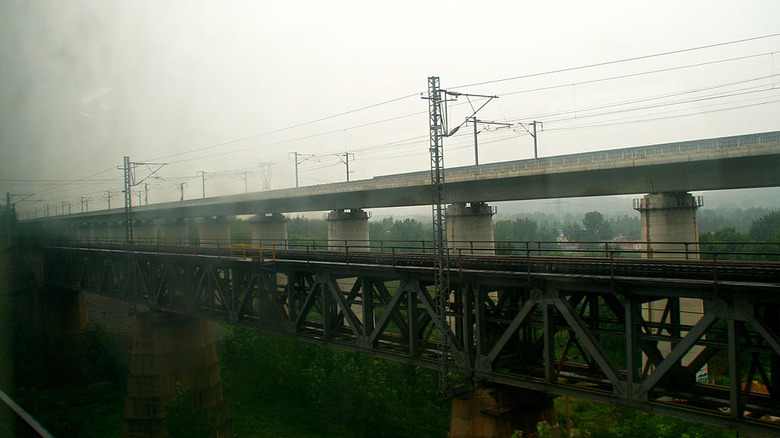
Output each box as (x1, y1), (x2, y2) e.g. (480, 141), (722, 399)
(0, 390), (54, 438)
(36, 236), (780, 264)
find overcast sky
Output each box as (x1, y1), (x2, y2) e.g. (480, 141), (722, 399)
(1, 0), (779, 217)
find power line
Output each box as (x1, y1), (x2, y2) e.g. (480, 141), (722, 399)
(145, 93), (420, 162)
(450, 32), (780, 90)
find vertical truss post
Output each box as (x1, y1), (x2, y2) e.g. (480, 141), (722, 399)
(427, 76), (452, 397)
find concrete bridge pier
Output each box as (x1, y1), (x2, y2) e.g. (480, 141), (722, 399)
(450, 384), (559, 438)
(197, 216), (231, 247)
(634, 192), (706, 382)
(326, 208), (370, 251)
(250, 213), (288, 248)
(156, 218), (189, 246)
(122, 312), (232, 438)
(634, 192), (702, 259)
(446, 202), (496, 255)
(90, 222), (112, 243)
(32, 287), (88, 337)
(133, 220), (158, 245)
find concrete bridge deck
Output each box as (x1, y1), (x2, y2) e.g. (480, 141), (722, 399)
(24, 130), (780, 224)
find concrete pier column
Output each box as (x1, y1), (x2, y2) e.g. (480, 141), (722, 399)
(156, 218), (189, 246)
(111, 222), (128, 243)
(33, 288), (88, 337)
(90, 222), (112, 244)
(75, 224), (92, 243)
(633, 192), (702, 259)
(250, 213), (288, 248)
(634, 192), (706, 382)
(326, 209), (370, 251)
(197, 216), (231, 247)
(446, 202), (496, 255)
(133, 220), (158, 245)
(122, 312), (232, 438)
(450, 385), (559, 438)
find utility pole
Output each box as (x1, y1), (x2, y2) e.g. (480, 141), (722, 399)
(144, 183), (149, 205)
(178, 182), (186, 201)
(288, 152), (316, 188)
(243, 170), (248, 193)
(197, 171), (206, 198)
(469, 117), (512, 165)
(61, 200), (70, 215)
(80, 196), (89, 213)
(105, 191), (113, 209)
(119, 156), (167, 245)
(337, 152), (355, 182)
(518, 121), (543, 159)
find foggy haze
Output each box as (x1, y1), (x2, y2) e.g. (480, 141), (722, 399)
(1, 1), (779, 217)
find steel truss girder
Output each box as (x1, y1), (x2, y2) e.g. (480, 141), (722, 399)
(38, 247), (780, 435)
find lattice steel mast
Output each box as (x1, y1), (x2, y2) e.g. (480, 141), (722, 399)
(426, 76), (453, 397)
(425, 76), (500, 397)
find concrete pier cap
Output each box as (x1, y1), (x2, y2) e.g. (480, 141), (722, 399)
(446, 202), (497, 255)
(250, 213), (288, 247)
(326, 208), (370, 251)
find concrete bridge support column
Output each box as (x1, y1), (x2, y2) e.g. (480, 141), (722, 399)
(197, 216), (231, 247)
(133, 220), (158, 245)
(634, 192), (706, 382)
(446, 202), (496, 255)
(634, 192), (702, 259)
(450, 385), (559, 438)
(110, 222), (128, 243)
(32, 288), (88, 337)
(122, 312), (232, 438)
(75, 224), (92, 243)
(250, 213), (288, 248)
(327, 209), (370, 251)
(90, 222), (112, 244)
(156, 218), (189, 246)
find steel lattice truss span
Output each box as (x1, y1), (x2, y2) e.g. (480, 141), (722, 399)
(35, 244), (780, 435)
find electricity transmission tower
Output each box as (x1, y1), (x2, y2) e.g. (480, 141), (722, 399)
(259, 161), (273, 191)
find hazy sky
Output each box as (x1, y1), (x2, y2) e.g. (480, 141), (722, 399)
(1, 0), (779, 217)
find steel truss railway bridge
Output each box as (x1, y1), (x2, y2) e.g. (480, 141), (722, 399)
(31, 239), (780, 436)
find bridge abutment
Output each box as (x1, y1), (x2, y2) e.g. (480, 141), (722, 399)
(250, 213), (288, 247)
(122, 312), (232, 438)
(327, 208), (370, 250)
(446, 202), (496, 255)
(450, 385), (559, 438)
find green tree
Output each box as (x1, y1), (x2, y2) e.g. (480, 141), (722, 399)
(581, 211), (612, 241)
(164, 383), (215, 438)
(749, 211), (780, 242)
